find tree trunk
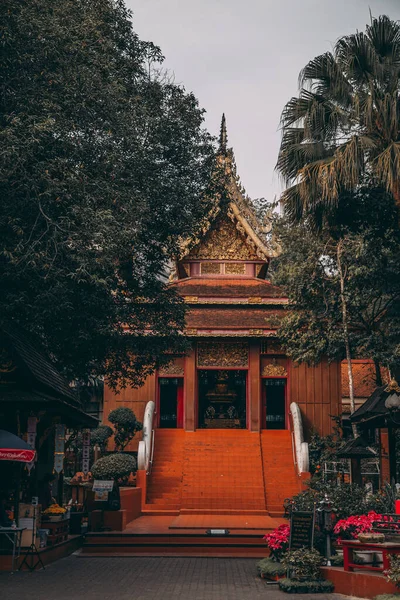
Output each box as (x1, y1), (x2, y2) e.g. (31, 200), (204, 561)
(373, 358), (383, 386)
(337, 240), (358, 438)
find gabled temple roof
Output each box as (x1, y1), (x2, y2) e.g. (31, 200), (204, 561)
(170, 277), (286, 302)
(178, 115), (280, 263)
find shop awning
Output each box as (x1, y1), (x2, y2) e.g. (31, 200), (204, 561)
(0, 429), (35, 463)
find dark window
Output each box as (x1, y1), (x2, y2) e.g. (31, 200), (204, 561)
(264, 378), (286, 429)
(159, 378), (183, 428)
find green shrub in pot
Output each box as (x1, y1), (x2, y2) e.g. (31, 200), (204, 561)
(282, 548), (324, 581)
(92, 453), (136, 482)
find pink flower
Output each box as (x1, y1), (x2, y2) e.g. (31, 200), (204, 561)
(333, 512), (391, 540)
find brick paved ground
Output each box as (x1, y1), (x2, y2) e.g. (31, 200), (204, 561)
(0, 556), (362, 600)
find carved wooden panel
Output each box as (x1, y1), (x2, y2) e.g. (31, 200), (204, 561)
(200, 262), (221, 275)
(225, 262), (246, 275)
(197, 342), (248, 368)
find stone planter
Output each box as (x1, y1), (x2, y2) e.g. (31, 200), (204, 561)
(355, 550), (375, 564)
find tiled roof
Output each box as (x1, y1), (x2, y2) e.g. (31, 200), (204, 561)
(335, 436), (376, 458)
(2, 326), (78, 404)
(341, 360), (388, 398)
(171, 277), (285, 299)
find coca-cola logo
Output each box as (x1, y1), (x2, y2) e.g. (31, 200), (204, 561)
(0, 449), (35, 462)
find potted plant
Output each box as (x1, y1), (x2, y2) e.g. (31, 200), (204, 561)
(279, 547), (334, 594)
(334, 511), (383, 564)
(42, 503), (67, 522)
(256, 558), (286, 581)
(92, 453), (136, 486)
(260, 524), (290, 581)
(264, 524), (290, 561)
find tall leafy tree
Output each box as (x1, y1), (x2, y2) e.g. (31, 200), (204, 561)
(271, 187), (400, 425)
(1, 0), (216, 387)
(276, 15), (400, 226)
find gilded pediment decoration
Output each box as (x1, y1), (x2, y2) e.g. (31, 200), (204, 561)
(262, 359), (287, 377)
(159, 363), (184, 376)
(186, 217), (260, 261)
(197, 342), (248, 367)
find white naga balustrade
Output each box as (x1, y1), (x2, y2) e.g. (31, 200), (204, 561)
(289, 402), (309, 474)
(137, 400), (155, 473)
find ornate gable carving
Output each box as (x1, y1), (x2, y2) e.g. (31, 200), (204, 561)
(186, 216), (259, 261)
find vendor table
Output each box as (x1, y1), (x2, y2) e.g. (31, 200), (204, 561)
(0, 527), (25, 573)
(342, 539), (400, 572)
(41, 519), (69, 546)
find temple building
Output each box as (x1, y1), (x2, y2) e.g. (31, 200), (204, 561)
(103, 116), (342, 517)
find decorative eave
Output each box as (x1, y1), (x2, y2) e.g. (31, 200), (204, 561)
(183, 328), (279, 337)
(182, 297), (288, 306)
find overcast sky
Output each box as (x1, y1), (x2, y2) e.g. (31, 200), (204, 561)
(128, 0), (400, 201)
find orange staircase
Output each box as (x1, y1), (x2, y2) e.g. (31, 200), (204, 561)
(144, 429), (302, 516)
(261, 430), (303, 516)
(144, 429), (185, 513)
(181, 430), (266, 512)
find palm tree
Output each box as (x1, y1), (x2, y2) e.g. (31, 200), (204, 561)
(276, 15), (400, 226)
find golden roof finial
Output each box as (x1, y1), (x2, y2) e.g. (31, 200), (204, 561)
(219, 113), (228, 154)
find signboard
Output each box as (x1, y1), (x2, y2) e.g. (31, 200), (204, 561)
(289, 511), (315, 550)
(94, 491), (109, 502)
(0, 449), (35, 462)
(92, 480), (114, 492)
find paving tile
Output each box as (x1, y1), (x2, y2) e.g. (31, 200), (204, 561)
(0, 556), (359, 600)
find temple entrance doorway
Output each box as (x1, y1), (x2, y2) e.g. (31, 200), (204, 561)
(263, 378), (287, 429)
(198, 370), (247, 429)
(158, 377), (183, 428)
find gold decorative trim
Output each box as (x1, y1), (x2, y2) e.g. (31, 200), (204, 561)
(159, 364), (184, 376)
(201, 262), (221, 275)
(249, 329), (264, 336)
(225, 262), (245, 275)
(187, 216), (260, 261)
(248, 296), (262, 304)
(385, 379), (400, 393)
(181, 264), (190, 276)
(262, 359), (287, 377)
(184, 296), (198, 303)
(185, 328), (198, 336)
(197, 342), (248, 367)
(255, 264), (263, 276)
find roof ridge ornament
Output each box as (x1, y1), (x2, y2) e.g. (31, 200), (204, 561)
(219, 113), (228, 154)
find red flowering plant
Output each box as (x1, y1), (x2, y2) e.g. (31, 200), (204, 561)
(263, 524), (290, 561)
(333, 511), (384, 541)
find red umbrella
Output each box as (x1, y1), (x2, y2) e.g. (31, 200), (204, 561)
(0, 429), (35, 463)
